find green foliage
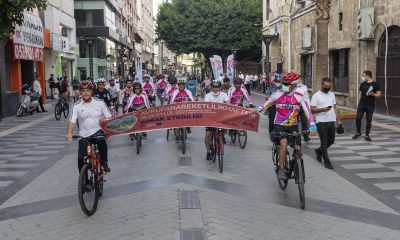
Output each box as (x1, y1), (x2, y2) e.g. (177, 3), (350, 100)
(156, 0), (262, 61)
(0, 0), (47, 38)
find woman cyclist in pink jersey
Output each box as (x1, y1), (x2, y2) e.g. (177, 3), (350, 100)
(125, 82), (151, 138)
(259, 72), (316, 180)
(170, 79), (194, 142)
(143, 74), (156, 106)
(163, 77), (179, 103)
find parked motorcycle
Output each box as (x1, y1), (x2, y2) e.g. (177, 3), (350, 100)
(16, 84), (39, 117)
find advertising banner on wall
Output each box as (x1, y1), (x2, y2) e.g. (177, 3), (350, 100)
(100, 102), (260, 137)
(13, 9), (44, 61)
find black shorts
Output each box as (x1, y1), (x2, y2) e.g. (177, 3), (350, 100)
(205, 127), (216, 132)
(273, 125), (301, 145)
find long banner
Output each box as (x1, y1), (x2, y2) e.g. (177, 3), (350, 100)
(226, 54), (235, 83)
(100, 102), (260, 137)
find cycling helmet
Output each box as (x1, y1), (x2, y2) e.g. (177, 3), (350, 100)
(144, 74), (151, 79)
(169, 76), (177, 84)
(79, 80), (94, 90)
(177, 78), (186, 85)
(234, 77), (243, 85)
(282, 72), (301, 84)
(211, 80), (222, 88)
(97, 78), (106, 84)
(336, 124), (344, 134)
(156, 74), (164, 80)
(133, 82), (142, 89)
(223, 77), (230, 82)
(188, 75), (196, 80)
(57, 76), (63, 81)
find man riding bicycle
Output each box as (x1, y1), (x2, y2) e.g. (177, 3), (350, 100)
(94, 78), (111, 107)
(186, 75), (200, 100)
(170, 79), (194, 142)
(259, 72), (316, 180)
(204, 80), (229, 160)
(106, 78), (120, 107)
(66, 80), (112, 173)
(143, 74), (156, 106)
(221, 77), (231, 94)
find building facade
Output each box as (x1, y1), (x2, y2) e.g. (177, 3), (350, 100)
(263, 0), (400, 116)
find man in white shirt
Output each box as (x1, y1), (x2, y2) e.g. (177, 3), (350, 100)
(204, 80), (229, 160)
(106, 79), (120, 106)
(311, 77), (342, 170)
(244, 73), (252, 96)
(33, 76), (47, 112)
(66, 80), (112, 173)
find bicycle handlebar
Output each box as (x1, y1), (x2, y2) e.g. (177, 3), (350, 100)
(271, 130), (310, 137)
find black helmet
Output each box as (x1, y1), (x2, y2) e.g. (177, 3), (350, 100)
(211, 80), (222, 88)
(234, 77), (243, 85)
(223, 77), (230, 82)
(133, 82), (142, 89)
(336, 124), (344, 134)
(169, 77), (177, 84)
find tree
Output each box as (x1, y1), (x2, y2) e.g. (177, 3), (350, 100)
(0, 0), (47, 38)
(156, 0), (262, 71)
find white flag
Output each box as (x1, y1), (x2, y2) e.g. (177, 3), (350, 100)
(213, 55), (224, 80)
(227, 54), (235, 83)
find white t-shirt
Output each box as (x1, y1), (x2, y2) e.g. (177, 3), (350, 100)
(311, 90), (337, 123)
(204, 92), (229, 103)
(70, 98), (112, 137)
(33, 80), (42, 95)
(106, 84), (120, 98)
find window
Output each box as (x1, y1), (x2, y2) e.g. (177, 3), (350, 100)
(74, 9), (104, 27)
(61, 26), (68, 37)
(331, 49), (349, 92)
(338, 12), (343, 31)
(301, 55), (312, 88)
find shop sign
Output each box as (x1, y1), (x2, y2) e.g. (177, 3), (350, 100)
(13, 10), (44, 61)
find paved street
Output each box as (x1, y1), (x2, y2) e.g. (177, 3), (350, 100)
(1, 95), (400, 240)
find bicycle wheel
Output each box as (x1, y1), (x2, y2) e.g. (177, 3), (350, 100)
(181, 128), (186, 154)
(210, 135), (216, 162)
(63, 103), (69, 118)
(275, 147), (288, 190)
(136, 133), (141, 154)
(238, 130), (247, 149)
(78, 164), (99, 216)
(217, 135), (224, 173)
(166, 129), (170, 141)
(295, 157), (306, 209)
(230, 130), (236, 143)
(54, 103), (62, 120)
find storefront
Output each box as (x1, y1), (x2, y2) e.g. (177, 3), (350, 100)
(8, 9), (48, 115)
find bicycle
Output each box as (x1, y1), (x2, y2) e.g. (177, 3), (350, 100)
(72, 132), (108, 216)
(55, 93), (69, 120)
(229, 129), (247, 149)
(209, 128), (225, 173)
(157, 88), (166, 106)
(271, 130), (308, 209)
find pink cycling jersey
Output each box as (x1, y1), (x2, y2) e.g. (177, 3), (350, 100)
(143, 82), (155, 95)
(120, 87), (133, 105)
(260, 90), (314, 126)
(162, 86), (178, 102)
(227, 86), (253, 105)
(157, 80), (168, 90)
(125, 93), (151, 112)
(170, 89), (194, 103)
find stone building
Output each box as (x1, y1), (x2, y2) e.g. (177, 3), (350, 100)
(262, 0), (400, 116)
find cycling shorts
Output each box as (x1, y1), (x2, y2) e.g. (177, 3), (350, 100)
(273, 125), (301, 145)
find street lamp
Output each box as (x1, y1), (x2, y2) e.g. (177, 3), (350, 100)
(85, 38), (95, 78)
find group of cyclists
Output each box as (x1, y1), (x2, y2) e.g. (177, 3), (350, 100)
(66, 72), (317, 181)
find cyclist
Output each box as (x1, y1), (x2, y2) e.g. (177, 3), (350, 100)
(227, 78), (255, 107)
(156, 74), (168, 104)
(201, 76), (212, 95)
(162, 76), (178, 104)
(120, 79), (134, 112)
(170, 79), (194, 142)
(185, 75), (200, 100)
(66, 80), (112, 173)
(221, 77), (231, 94)
(204, 80), (229, 160)
(106, 78), (120, 107)
(125, 82), (151, 138)
(56, 76), (69, 102)
(93, 78), (111, 107)
(143, 74), (156, 106)
(259, 72), (316, 180)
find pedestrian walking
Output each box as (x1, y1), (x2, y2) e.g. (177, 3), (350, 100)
(311, 77), (341, 169)
(352, 70), (381, 141)
(244, 73), (251, 96)
(33, 76), (47, 112)
(48, 74), (55, 99)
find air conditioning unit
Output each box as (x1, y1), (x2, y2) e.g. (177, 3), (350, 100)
(301, 27), (313, 49)
(358, 7), (375, 40)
